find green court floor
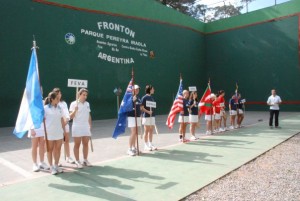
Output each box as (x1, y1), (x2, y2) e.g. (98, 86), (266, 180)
(1, 114), (299, 201)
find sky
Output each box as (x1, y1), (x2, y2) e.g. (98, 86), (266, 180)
(196, 0), (291, 13)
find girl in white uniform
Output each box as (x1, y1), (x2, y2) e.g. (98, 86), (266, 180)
(69, 88), (92, 168)
(28, 123), (49, 172)
(53, 88), (75, 164)
(127, 85), (142, 156)
(44, 92), (65, 175)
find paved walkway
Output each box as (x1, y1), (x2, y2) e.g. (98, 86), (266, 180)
(0, 112), (299, 200)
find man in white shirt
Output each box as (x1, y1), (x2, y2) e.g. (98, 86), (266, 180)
(267, 89), (282, 128)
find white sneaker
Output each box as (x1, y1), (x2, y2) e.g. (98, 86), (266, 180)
(66, 157), (75, 164)
(55, 166), (64, 173)
(229, 126), (234, 129)
(82, 160), (92, 167)
(127, 149), (136, 156)
(234, 126), (238, 129)
(149, 143), (157, 151)
(144, 144), (152, 151)
(51, 166), (58, 175)
(75, 160), (83, 169)
(190, 136), (198, 141)
(32, 163), (40, 172)
(205, 131), (212, 135)
(131, 147), (137, 154)
(39, 162), (50, 170)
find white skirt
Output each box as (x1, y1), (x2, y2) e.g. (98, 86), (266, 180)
(238, 109), (244, 114)
(128, 117), (142, 127)
(229, 110), (237, 116)
(189, 115), (198, 123)
(178, 116), (189, 123)
(142, 117), (156, 126)
(72, 124), (91, 137)
(205, 115), (215, 121)
(214, 113), (221, 120)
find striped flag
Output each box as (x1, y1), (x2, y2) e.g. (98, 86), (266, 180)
(13, 43), (44, 138)
(199, 83), (211, 114)
(166, 79), (184, 129)
(112, 79), (134, 139)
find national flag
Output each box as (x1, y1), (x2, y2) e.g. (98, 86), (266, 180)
(166, 79), (184, 129)
(198, 83), (212, 114)
(112, 79), (134, 139)
(235, 82), (239, 103)
(13, 45), (44, 138)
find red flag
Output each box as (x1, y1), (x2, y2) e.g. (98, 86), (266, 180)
(198, 84), (211, 114)
(166, 79), (184, 129)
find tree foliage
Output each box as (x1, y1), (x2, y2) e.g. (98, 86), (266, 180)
(157, 0), (257, 22)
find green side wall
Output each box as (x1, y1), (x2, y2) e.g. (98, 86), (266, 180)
(205, 15), (300, 111)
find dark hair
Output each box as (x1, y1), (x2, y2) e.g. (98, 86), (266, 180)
(44, 91), (58, 105)
(78, 88), (88, 96)
(145, 85), (153, 94)
(52, 87), (64, 102)
(218, 90), (225, 97)
(189, 91), (198, 101)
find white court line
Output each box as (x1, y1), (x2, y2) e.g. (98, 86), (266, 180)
(0, 157), (32, 178)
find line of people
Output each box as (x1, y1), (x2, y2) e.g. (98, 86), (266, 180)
(30, 88), (92, 175)
(127, 84), (157, 156)
(178, 90), (245, 141)
(126, 86), (245, 156)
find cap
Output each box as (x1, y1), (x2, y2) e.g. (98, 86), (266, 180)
(134, 85), (140, 89)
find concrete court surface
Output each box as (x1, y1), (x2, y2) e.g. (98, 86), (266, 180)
(0, 111), (299, 200)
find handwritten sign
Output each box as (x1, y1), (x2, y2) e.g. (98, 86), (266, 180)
(189, 86), (197, 92)
(68, 79), (88, 88)
(146, 101), (156, 108)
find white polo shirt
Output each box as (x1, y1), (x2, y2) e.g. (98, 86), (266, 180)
(267, 95), (282, 110)
(44, 104), (64, 140)
(58, 101), (70, 120)
(69, 100), (91, 137)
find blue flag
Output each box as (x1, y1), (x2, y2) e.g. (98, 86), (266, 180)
(13, 47), (44, 138)
(112, 79), (134, 139)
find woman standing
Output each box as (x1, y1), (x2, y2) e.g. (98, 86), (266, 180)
(229, 94), (238, 129)
(141, 85), (157, 151)
(69, 88), (92, 168)
(178, 90), (190, 142)
(217, 90), (227, 132)
(44, 92), (65, 175)
(188, 91), (199, 140)
(127, 85), (142, 156)
(29, 124), (49, 172)
(204, 93), (216, 135)
(52, 88), (75, 164)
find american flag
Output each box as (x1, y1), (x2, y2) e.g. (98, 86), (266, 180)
(166, 79), (184, 129)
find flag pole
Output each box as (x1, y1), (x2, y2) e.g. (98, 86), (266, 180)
(132, 67), (140, 155)
(32, 37), (49, 152)
(209, 78), (213, 134)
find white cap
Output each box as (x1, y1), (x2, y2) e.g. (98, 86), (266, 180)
(134, 85), (140, 89)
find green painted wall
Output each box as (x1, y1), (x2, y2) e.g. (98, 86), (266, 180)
(0, 0), (205, 127)
(0, 0), (299, 127)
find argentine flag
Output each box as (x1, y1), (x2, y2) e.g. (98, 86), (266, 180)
(13, 46), (44, 138)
